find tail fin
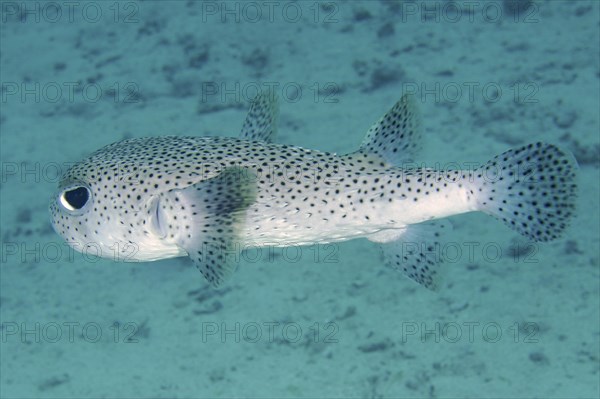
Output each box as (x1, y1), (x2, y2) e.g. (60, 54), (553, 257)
(473, 142), (578, 242)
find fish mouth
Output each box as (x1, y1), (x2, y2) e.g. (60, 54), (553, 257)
(48, 200), (60, 234)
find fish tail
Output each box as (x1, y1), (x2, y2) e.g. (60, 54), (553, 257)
(472, 142), (578, 242)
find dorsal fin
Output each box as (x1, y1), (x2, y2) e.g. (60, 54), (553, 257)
(239, 90), (279, 143)
(355, 94), (421, 166)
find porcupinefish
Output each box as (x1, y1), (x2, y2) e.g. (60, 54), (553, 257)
(49, 92), (578, 289)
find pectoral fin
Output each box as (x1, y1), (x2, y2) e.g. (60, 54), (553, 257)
(161, 167), (257, 287)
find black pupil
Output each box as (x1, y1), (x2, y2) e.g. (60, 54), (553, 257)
(65, 187), (89, 209)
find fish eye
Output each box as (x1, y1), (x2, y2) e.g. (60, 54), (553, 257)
(59, 185), (92, 212)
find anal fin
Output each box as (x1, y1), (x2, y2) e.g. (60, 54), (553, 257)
(378, 220), (451, 290)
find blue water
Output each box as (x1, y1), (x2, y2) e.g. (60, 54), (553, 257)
(1, 1), (599, 398)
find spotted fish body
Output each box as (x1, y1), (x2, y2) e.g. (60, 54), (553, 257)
(50, 93), (578, 289)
